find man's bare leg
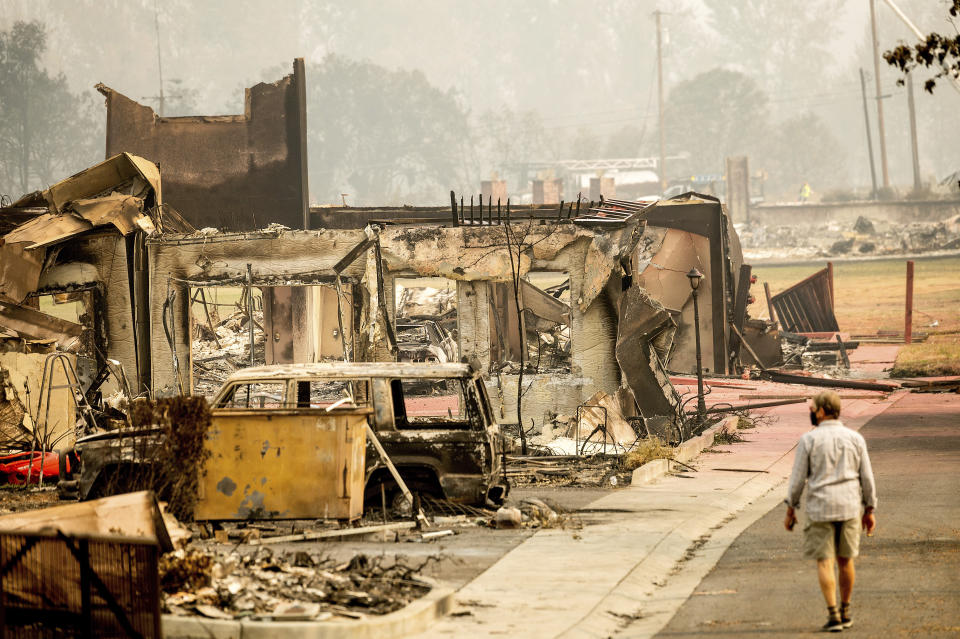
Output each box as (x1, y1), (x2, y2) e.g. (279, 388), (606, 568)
(838, 557), (855, 603)
(817, 558), (837, 607)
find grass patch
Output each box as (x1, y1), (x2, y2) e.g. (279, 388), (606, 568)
(890, 332), (960, 377)
(736, 416), (756, 430)
(713, 425), (745, 445)
(622, 437), (674, 470)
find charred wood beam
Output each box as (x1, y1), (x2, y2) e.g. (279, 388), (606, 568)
(332, 236), (377, 275)
(761, 370), (898, 392)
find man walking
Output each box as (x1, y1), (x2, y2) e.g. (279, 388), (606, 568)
(784, 391), (877, 632)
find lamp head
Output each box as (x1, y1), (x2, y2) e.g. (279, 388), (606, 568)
(686, 267), (703, 291)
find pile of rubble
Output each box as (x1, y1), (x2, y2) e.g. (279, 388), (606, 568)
(738, 214), (960, 261)
(161, 545), (432, 621)
(192, 306), (264, 398)
(492, 497), (580, 530)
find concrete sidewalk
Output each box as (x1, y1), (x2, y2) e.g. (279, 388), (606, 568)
(413, 394), (900, 639)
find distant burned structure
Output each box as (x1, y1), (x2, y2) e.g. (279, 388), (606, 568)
(97, 59), (309, 231)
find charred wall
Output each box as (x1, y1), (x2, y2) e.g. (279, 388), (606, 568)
(98, 60), (308, 231)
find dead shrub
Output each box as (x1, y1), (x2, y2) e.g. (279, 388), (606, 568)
(103, 396), (212, 521)
(622, 437), (674, 471)
(713, 425), (745, 446)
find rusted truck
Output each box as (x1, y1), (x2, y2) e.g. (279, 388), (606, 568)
(67, 362), (507, 519)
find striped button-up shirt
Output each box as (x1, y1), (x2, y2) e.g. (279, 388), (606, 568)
(786, 419), (877, 522)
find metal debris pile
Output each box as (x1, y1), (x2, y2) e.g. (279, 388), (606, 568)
(778, 332), (864, 376)
(503, 454), (630, 488)
(161, 545), (432, 620)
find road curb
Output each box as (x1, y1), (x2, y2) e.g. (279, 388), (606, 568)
(162, 581), (454, 639)
(630, 415), (735, 485)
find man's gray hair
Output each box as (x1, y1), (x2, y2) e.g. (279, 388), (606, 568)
(812, 391), (842, 418)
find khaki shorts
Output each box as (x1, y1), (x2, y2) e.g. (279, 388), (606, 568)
(803, 518), (861, 560)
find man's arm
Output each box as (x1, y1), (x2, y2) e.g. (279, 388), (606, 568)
(859, 437), (877, 534)
(785, 436), (809, 509)
(784, 437), (809, 531)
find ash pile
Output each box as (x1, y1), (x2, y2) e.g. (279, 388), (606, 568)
(161, 546), (432, 621)
(738, 214), (960, 261)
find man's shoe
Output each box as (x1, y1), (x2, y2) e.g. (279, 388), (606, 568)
(822, 617), (844, 632)
(840, 603), (853, 628)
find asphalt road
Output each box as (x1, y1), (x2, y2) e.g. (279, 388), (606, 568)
(655, 392), (960, 638)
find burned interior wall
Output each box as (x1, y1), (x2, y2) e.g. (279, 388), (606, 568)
(0, 352), (77, 448)
(98, 59), (308, 231)
(634, 227), (715, 374)
(643, 195), (743, 375)
(37, 233), (143, 393)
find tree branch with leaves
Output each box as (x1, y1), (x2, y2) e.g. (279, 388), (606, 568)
(884, 0), (960, 93)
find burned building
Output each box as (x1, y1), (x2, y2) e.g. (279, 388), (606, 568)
(146, 194), (756, 438)
(0, 153), (179, 450)
(97, 59), (309, 231)
(0, 143), (761, 457)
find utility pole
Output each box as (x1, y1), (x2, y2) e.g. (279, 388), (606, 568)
(152, 0), (165, 116)
(655, 9), (667, 194)
(906, 72), (922, 192)
(869, 0), (890, 189)
(859, 68), (879, 198)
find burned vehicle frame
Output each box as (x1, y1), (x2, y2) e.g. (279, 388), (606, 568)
(395, 318), (456, 364)
(66, 362), (507, 517)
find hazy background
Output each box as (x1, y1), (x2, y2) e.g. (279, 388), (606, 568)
(1, 0), (957, 206)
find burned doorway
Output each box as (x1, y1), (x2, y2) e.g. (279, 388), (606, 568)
(489, 271), (571, 373)
(261, 285), (354, 364)
(187, 283), (354, 398)
(187, 285), (263, 398)
(394, 277), (459, 363)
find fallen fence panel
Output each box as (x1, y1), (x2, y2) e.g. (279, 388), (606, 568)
(0, 530), (160, 638)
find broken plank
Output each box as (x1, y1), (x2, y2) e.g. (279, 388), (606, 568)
(248, 521), (416, 545)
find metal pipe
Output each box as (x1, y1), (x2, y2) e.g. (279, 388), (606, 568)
(246, 263), (254, 367)
(449, 190), (459, 227)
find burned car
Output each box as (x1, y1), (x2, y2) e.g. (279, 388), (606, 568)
(395, 318), (457, 363)
(65, 362), (507, 518)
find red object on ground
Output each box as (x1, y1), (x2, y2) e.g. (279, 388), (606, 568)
(0, 451), (64, 484)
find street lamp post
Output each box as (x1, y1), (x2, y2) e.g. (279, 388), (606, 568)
(686, 267), (706, 420)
